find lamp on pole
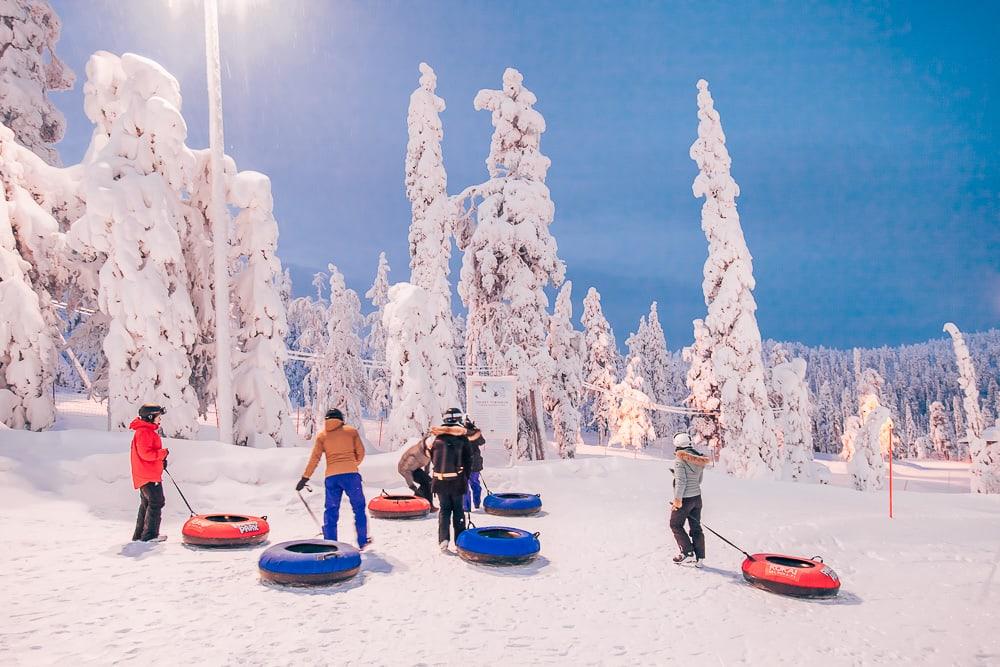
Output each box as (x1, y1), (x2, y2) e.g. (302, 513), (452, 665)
(203, 0), (233, 444)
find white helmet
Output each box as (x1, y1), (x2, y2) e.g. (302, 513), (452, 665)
(673, 432), (693, 449)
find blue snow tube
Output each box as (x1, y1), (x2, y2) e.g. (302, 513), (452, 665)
(258, 539), (361, 585)
(483, 492), (542, 517)
(456, 527), (541, 566)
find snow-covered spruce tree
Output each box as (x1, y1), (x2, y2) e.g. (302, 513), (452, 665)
(545, 281), (584, 458)
(382, 282), (445, 450)
(313, 264), (365, 428)
(928, 400), (952, 460)
(405, 62), (459, 415)
(841, 415), (861, 462)
(951, 395), (967, 460)
(609, 355), (656, 451)
(455, 68), (565, 460)
(581, 287), (621, 441)
(364, 252), (391, 418)
(770, 356), (816, 482)
(287, 290), (328, 435)
(229, 169), (292, 447)
(0, 0), (74, 165)
(944, 322), (994, 492)
(684, 317), (720, 454)
(902, 402), (918, 459)
(626, 302), (675, 438)
(67, 52), (199, 437)
(0, 166), (56, 428)
(847, 403), (890, 491)
(814, 380), (839, 454)
(688, 79), (779, 478)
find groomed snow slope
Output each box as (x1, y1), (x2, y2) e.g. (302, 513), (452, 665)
(1, 430), (998, 665)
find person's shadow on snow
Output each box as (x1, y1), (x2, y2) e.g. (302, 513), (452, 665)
(117, 541), (163, 559)
(361, 551), (404, 575)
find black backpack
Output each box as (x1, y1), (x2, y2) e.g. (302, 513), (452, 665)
(432, 434), (467, 475)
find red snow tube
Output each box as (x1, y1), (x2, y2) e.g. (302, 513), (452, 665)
(741, 553), (840, 598)
(182, 514), (270, 547)
(368, 494), (431, 519)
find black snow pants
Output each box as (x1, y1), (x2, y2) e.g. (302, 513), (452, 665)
(132, 482), (165, 541)
(412, 468), (435, 508)
(669, 494), (705, 559)
(435, 492), (466, 544)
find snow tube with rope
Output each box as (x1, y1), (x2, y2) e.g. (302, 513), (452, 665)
(258, 539), (361, 585)
(483, 492), (542, 517)
(181, 513), (269, 547)
(368, 492), (431, 519)
(455, 527), (541, 565)
(741, 553), (840, 598)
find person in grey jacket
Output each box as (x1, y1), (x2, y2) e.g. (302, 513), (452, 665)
(397, 434), (435, 509)
(669, 432), (711, 565)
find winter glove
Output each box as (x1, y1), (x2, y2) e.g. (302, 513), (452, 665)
(295, 477), (309, 492)
(162, 458), (168, 471)
(464, 419), (478, 432)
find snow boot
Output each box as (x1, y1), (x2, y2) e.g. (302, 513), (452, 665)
(672, 551), (695, 565)
(359, 537), (373, 551)
(439, 540), (450, 552)
(145, 535), (168, 543)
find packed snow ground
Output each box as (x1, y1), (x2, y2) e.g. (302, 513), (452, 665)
(2, 426), (999, 665)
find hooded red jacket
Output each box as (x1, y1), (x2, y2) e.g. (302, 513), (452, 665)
(130, 418), (169, 489)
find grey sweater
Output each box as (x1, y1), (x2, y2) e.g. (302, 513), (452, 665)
(673, 448), (710, 500)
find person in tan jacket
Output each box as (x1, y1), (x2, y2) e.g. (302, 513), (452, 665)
(295, 408), (369, 549)
(397, 434), (435, 509)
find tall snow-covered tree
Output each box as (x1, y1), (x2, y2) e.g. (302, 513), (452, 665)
(0, 156), (55, 428)
(928, 400), (952, 459)
(609, 355), (656, 451)
(848, 403), (890, 491)
(455, 68), (565, 460)
(364, 251), (391, 418)
(312, 264), (364, 428)
(405, 62), (459, 415)
(770, 356), (816, 482)
(814, 380), (839, 454)
(687, 79), (779, 478)
(545, 281), (584, 458)
(626, 302), (675, 438)
(944, 323), (983, 459)
(229, 169), (292, 447)
(0, 0), (75, 165)
(287, 289), (328, 433)
(581, 287), (621, 440)
(67, 52), (199, 437)
(382, 282), (444, 450)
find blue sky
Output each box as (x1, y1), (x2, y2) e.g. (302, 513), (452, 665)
(49, 1), (999, 349)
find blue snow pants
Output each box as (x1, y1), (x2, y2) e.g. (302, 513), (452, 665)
(463, 471), (482, 511)
(323, 472), (368, 547)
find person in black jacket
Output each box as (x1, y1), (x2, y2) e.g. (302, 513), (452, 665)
(430, 408), (472, 551)
(463, 419), (485, 512)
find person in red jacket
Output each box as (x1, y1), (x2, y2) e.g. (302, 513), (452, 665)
(130, 404), (169, 542)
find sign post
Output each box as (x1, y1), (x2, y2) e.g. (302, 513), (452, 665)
(466, 375), (518, 464)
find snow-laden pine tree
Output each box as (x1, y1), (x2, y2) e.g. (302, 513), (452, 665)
(626, 302), (675, 438)
(928, 400), (951, 459)
(944, 322), (994, 492)
(684, 318), (720, 454)
(229, 169), (292, 447)
(0, 0), (75, 165)
(814, 380), (839, 454)
(848, 403), (890, 491)
(312, 264), (365, 428)
(771, 356), (816, 482)
(455, 68), (565, 460)
(609, 355), (656, 451)
(67, 52), (199, 437)
(902, 402), (917, 459)
(405, 62), (459, 415)
(0, 157), (56, 429)
(688, 79), (779, 478)
(288, 286), (328, 436)
(841, 415), (861, 461)
(951, 395), (967, 460)
(581, 287), (621, 441)
(545, 281), (584, 458)
(382, 282), (448, 450)
(364, 252), (391, 418)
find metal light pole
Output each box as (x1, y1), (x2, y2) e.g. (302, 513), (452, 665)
(204, 0), (233, 444)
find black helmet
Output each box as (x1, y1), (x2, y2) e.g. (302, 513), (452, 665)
(442, 408), (464, 426)
(325, 408), (344, 421)
(138, 404), (166, 422)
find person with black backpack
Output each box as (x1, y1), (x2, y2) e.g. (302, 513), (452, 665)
(463, 418), (485, 512)
(430, 407), (473, 551)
